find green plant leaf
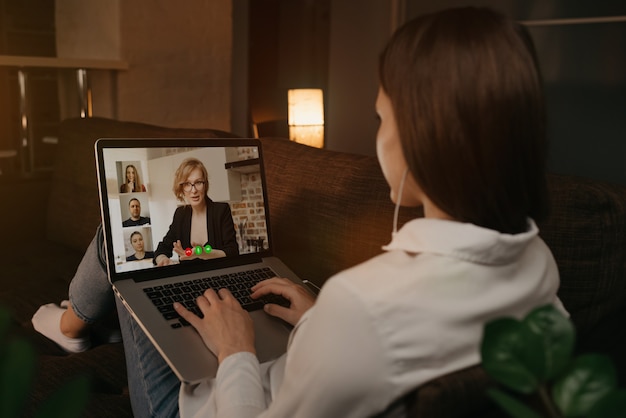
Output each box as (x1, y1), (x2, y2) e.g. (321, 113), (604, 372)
(486, 388), (543, 418)
(34, 375), (91, 418)
(481, 318), (539, 393)
(552, 354), (617, 417)
(522, 304), (575, 380)
(587, 388), (626, 418)
(0, 338), (36, 418)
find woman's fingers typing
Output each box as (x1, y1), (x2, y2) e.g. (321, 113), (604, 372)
(173, 279), (314, 360)
(251, 277), (316, 326)
(174, 288), (255, 363)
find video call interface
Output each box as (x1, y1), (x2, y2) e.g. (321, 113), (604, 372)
(101, 145), (265, 274)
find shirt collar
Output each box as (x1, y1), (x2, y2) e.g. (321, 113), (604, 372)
(382, 218), (539, 265)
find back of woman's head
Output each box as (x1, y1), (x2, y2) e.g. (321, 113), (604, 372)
(379, 7), (548, 234)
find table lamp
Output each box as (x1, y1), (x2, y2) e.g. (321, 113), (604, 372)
(288, 88), (324, 148)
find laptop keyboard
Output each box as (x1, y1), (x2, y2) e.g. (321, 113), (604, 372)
(143, 267), (290, 329)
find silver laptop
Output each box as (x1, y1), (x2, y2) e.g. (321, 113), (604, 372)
(95, 138), (308, 383)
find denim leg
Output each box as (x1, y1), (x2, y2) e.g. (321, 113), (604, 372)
(71, 226), (180, 415)
(116, 297), (180, 418)
(68, 225), (115, 324)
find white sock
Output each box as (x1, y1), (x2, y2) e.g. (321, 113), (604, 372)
(32, 303), (91, 353)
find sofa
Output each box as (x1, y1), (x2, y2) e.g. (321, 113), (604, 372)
(1, 116), (625, 417)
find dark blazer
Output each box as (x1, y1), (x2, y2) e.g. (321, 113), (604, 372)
(154, 196), (239, 261)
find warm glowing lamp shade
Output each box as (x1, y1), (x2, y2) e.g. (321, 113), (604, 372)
(288, 89), (324, 148)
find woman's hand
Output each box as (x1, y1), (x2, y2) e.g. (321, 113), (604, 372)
(172, 240), (187, 258)
(155, 254), (171, 266)
(174, 288), (256, 364)
(251, 278), (316, 326)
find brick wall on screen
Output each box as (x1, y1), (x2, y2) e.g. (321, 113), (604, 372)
(230, 171), (268, 254)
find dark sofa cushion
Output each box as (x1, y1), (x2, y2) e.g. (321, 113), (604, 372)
(538, 174), (626, 381)
(0, 239), (132, 418)
(260, 137), (423, 286)
(540, 174), (626, 337)
(404, 365), (504, 418)
(28, 343), (131, 417)
(46, 117), (238, 253)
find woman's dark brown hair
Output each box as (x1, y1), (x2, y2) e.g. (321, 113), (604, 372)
(379, 7), (548, 234)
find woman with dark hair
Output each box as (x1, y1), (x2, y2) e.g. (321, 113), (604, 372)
(35, 7), (567, 417)
(120, 164), (147, 193)
(378, 8), (549, 234)
(103, 7), (567, 417)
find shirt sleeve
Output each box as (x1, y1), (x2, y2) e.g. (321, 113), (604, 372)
(180, 352), (266, 418)
(215, 352), (267, 417)
(258, 277), (395, 418)
(180, 277), (396, 418)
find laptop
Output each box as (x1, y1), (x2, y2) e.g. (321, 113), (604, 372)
(95, 138), (309, 383)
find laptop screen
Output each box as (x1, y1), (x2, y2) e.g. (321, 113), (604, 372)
(95, 138), (270, 282)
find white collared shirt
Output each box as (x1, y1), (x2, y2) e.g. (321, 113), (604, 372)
(181, 218), (565, 418)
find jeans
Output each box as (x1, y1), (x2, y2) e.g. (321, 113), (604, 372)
(69, 226), (181, 417)
(67, 225), (114, 324)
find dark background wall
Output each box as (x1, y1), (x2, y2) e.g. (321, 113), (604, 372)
(248, 0), (626, 187)
(2, 1), (624, 187)
(405, 0), (626, 186)
(245, 0), (330, 139)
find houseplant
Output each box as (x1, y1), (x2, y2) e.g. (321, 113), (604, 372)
(481, 304), (626, 417)
(0, 306), (90, 417)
